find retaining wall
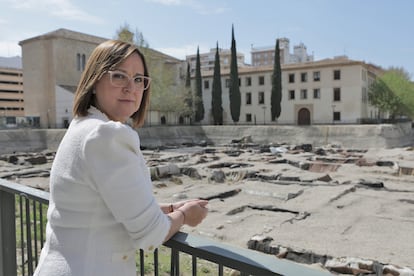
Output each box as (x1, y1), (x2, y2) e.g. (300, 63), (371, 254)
(0, 123), (412, 154)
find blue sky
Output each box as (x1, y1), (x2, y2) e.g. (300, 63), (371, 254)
(0, 0), (413, 78)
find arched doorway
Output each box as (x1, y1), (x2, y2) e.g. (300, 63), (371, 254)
(298, 108), (311, 125)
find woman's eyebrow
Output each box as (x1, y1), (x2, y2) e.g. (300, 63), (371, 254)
(114, 68), (145, 77)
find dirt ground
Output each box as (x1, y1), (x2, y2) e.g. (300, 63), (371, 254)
(10, 142), (414, 273)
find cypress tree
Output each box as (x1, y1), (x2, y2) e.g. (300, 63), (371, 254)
(194, 47), (204, 122)
(271, 39), (282, 121)
(211, 42), (223, 125)
(183, 62), (193, 123)
(229, 25), (241, 123)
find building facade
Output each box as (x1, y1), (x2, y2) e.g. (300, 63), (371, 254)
(251, 37), (314, 67)
(19, 29), (107, 128)
(0, 66), (24, 127)
(198, 56), (382, 125)
(186, 48), (247, 73)
(19, 28), (187, 128)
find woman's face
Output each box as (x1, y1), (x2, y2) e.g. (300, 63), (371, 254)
(94, 53), (146, 123)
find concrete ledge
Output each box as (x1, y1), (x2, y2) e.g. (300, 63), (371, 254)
(0, 123), (412, 154)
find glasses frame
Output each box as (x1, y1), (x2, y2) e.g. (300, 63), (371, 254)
(106, 70), (151, 91)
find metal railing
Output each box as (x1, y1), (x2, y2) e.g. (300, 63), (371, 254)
(0, 178), (332, 276)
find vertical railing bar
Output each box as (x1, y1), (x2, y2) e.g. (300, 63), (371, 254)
(175, 250), (180, 276)
(153, 248), (158, 276)
(218, 263), (224, 276)
(139, 249), (144, 276)
(192, 255), (197, 276)
(170, 248), (179, 276)
(33, 200), (38, 265)
(19, 195), (25, 276)
(39, 203), (44, 249)
(24, 196), (33, 275)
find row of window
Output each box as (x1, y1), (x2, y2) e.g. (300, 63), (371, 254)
(203, 69), (342, 89)
(0, 98), (24, 102)
(243, 111), (341, 123)
(288, 70), (340, 83)
(288, 88), (341, 101)
(0, 80), (23, 85)
(244, 88), (341, 105)
(0, 89), (24, 93)
(0, 107), (24, 111)
(0, 72), (22, 77)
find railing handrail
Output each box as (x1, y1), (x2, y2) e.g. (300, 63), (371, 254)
(0, 178), (332, 276)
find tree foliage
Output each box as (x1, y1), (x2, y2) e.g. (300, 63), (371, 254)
(369, 69), (414, 119)
(211, 43), (223, 125)
(229, 25), (241, 123)
(182, 63), (193, 121)
(271, 39), (282, 121)
(194, 47), (204, 122)
(115, 23), (189, 116)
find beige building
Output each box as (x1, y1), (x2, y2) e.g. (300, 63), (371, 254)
(19, 29), (107, 128)
(251, 37), (314, 67)
(186, 48), (247, 74)
(19, 28), (186, 128)
(0, 66), (24, 127)
(0, 67), (24, 127)
(198, 56), (383, 125)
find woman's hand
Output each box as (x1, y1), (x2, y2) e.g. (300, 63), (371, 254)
(177, 199), (208, 227)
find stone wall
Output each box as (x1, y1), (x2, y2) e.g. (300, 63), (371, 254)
(0, 123), (412, 154)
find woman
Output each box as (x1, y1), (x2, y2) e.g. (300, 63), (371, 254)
(34, 40), (208, 276)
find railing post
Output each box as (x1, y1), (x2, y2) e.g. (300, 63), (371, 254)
(0, 190), (17, 276)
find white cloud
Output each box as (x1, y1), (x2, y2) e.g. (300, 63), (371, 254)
(0, 41), (21, 57)
(145, 0), (192, 6)
(6, 0), (103, 23)
(146, 0), (228, 15)
(155, 44), (210, 60)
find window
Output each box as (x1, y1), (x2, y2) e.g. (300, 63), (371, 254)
(333, 111), (341, 121)
(76, 53), (81, 71)
(246, 92), (252, 105)
(258, 91), (265, 104)
(362, 87), (368, 103)
(362, 70), (367, 81)
(300, 89), (307, 99)
(246, 113), (252, 122)
(289, 90), (295, 100)
(333, 88), (341, 101)
(301, 72), (307, 82)
(259, 76), (265, 85)
(333, 70), (341, 80)
(313, 71), (320, 81)
(82, 54), (86, 71)
(313, 88), (320, 99)
(246, 77), (252, 86)
(76, 53), (86, 71)
(288, 73), (295, 83)
(204, 80), (209, 89)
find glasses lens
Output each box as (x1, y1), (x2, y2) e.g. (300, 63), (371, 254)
(109, 71), (150, 90)
(110, 72), (128, 87)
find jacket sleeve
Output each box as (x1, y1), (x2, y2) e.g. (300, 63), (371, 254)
(82, 121), (170, 251)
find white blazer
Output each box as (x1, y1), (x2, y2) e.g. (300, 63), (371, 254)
(34, 107), (170, 276)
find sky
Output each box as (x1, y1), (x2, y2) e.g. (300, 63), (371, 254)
(0, 0), (413, 78)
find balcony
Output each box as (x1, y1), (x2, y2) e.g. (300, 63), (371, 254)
(0, 178), (331, 276)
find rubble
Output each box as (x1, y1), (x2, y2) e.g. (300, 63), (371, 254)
(3, 142), (414, 274)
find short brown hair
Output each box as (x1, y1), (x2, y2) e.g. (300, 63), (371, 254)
(73, 40), (150, 128)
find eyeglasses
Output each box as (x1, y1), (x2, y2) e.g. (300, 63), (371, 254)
(106, 70), (151, 91)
